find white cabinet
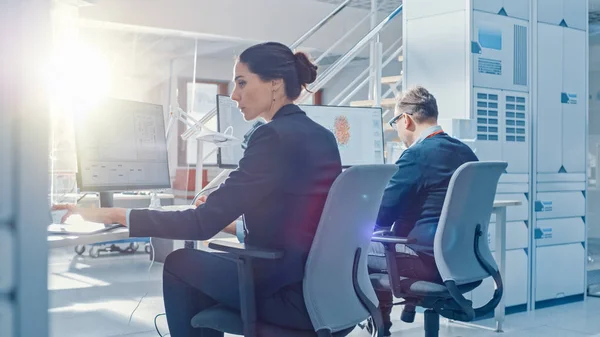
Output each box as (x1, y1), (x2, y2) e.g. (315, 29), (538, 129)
(536, 244), (585, 301)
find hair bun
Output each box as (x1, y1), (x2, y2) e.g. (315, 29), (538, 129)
(294, 52), (318, 86)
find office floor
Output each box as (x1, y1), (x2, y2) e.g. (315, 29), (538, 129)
(49, 246), (600, 337)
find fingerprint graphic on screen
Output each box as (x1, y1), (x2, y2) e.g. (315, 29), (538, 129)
(334, 115), (350, 145)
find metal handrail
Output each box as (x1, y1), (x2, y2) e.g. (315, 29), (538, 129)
(291, 0), (352, 49)
(330, 41), (402, 105)
(315, 10), (372, 64)
(314, 0), (391, 65)
(311, 3), (403, 90)
(338, 47), (402, 106)
(297, 4), (403, 103)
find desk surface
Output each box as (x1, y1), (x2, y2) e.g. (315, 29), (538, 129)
(47, 205), (192, 248)
(493, 200), (522, 208)
(48, 228), (130, 249)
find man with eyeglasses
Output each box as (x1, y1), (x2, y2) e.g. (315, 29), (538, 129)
(368, 86), (478, 335)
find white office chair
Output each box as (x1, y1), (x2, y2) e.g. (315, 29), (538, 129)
(191, 164), (398, 337)
(370, 161), (507, 337)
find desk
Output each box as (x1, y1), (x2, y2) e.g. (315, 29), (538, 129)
(47, 204), (192, 250)
(48, 228), (130, 249)
(492, 199), (522, 332)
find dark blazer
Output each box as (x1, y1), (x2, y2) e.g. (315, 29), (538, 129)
(375, 132), (478, 256)
(130, 104), (342, 295)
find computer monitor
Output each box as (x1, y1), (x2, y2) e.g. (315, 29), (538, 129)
(301, 104), (385, 166)
(216, 95), (385, 168)
(74, 98), (171, 207)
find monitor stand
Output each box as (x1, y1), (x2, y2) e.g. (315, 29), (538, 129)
(99, 192), (114, 208)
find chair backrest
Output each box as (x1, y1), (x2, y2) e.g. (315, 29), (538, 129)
(303, 164), (397, 332)
(433, 161), (507, 285)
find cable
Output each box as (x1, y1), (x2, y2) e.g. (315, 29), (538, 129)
(128, 237), (157, 325)
(154, 313), (170, 337)
(128, 291), (148, 325)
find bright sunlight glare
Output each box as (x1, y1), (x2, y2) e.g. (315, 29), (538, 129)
(44, 41), (110, 115)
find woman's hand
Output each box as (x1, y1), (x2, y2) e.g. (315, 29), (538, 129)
(194, 195), (208, 207)
(52, 204), (128, 226)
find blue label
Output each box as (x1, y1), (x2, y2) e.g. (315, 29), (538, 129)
(541, 228), (552, 239)
(535, 201), (553, 212)
(478, 27), (502, 50)
(561, 92), (578, 104)
(534, 228), (543, 239)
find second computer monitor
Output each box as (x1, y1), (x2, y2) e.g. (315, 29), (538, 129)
(216, 95), (384, 167)
(302, 104), (385, 166)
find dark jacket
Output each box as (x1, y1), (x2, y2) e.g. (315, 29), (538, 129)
(375, 132), (478, 256)
(130, 104), (342, 295)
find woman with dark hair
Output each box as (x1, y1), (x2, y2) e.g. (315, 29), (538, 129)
(54, 42), (342, 336)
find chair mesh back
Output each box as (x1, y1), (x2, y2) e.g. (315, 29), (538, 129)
(433, 161), (507, 285)
(303, 165), (397, 332)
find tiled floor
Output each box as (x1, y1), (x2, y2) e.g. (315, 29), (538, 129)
(49, 246), (600, 337)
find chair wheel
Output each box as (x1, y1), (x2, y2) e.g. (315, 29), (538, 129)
(74, 245), (85, 255)
(89, 247), (100, 258)
(401, 305), (416, 323)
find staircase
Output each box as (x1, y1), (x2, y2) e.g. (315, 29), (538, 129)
(292, 1), (404, 146)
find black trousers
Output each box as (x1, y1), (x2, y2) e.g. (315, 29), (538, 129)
(162, 248), (313, 337)
(367, 243), (441, 326)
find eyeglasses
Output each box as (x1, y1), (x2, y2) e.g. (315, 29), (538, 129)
(388, 101), (423, 127)
(388, 112), (411, 128)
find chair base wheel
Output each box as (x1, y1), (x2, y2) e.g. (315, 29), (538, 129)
(424, 309), (440, 337)
(401, 304), (416, 323)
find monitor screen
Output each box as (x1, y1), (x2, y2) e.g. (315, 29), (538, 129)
(74, 98), (171, 192)
(216, 95), (385, 167)
(301, 104), (385, 166)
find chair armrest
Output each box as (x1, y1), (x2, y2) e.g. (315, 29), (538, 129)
(371, 233), (417, 299)
(208, 240), (284, 260)
(371, 233), (417, 244)
(373, 230), (394, 236)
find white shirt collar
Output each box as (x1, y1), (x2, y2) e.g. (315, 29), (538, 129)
(410, 125), (443, 147)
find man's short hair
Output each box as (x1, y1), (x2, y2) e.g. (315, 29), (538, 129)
(396, 86), (438, 123)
